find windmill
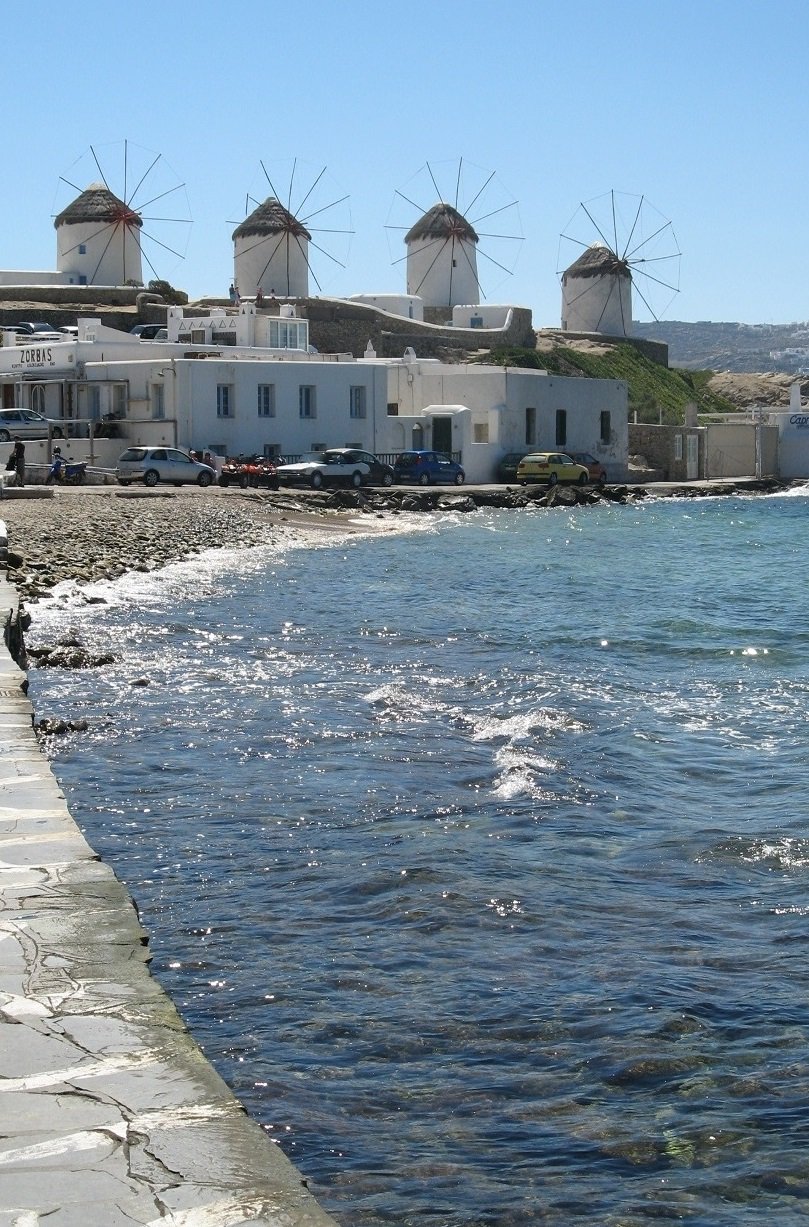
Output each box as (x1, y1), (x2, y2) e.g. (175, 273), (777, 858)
(231, 159), (353, 299)
(385, 158), (523, 311)
(557, 190), (680, 336)
(53, 140), (192, 287)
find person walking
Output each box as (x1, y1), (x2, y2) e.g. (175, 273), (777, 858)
(10, 437), (25, 487)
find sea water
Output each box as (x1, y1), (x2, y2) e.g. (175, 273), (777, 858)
(27, 491), (809, 1225)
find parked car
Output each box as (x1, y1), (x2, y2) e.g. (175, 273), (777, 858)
(0, 409), (64, 442)
(393, 450), (465, 486)
(569, 451), (608, 485)
(496, 451), (529, 483)
(130, 323), (168, 340)
(116, 446), (215, 488)
(276, 448), (394, 489)
(516, 452), (590, 486)
(12, 322), (65, 340)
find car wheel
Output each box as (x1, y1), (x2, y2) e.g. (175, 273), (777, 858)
(0, 430), (10, 443)
(548, 472), (558, 486)
(310, 471), (323, 489)
(381, 471), (394, 487)
(454, 472), (465, 486)
(350, 471), (363, 488)
(51, 427), (64, 440)
(197, 471), (213, 488)
(578, 471), (589, 486)
(238, 473), (249, 489)
(143, 469), (160, 487)
(418, 472), (431, 486)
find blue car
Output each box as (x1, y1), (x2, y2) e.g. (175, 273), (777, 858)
(393, 450), (465, 486)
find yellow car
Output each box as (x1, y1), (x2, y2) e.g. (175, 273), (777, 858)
(516, 452), (590, 486)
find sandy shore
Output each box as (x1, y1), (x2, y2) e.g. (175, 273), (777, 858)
(0, 487), (381, 606)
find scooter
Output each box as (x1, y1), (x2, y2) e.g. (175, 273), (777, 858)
(46, 454), (87, 485)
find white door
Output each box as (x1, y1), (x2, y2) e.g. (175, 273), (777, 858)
(687, 434), (699, 480)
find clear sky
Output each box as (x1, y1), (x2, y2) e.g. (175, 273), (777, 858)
(5, 0), (807, 327)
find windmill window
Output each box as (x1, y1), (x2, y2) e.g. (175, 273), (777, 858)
(78, 244), (86, 255)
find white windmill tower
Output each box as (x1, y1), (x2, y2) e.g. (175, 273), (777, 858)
(558, 191), (680, 337)
(53, 141), (192, 287)
(55, 183), (144, 287)
(232, 160), (352, 299)
(387, 159), (523, 313)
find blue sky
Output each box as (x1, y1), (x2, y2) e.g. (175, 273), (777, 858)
(5, 0), (807, 327)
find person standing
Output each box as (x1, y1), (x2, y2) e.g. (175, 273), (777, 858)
(10, 437), (25, 487)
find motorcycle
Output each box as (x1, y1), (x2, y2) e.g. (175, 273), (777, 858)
(46, 456), (87, 485)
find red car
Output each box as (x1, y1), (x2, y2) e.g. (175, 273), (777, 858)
(569, 452), (608, 486)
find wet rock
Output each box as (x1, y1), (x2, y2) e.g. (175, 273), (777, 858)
(437, 494), (476, 512)
(34, 717), (89, 735)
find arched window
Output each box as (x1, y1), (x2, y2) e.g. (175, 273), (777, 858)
(31, 385), (46, 414)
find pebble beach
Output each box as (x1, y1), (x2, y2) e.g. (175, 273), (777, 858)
(0, 487), (378, 606)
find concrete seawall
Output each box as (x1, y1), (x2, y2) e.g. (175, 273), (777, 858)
(0, 537), (338, 1224)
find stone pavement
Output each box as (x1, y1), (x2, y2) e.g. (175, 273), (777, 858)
(0, 519), (338, 1226)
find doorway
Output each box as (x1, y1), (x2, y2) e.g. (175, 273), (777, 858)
(432, 416), (453, 454)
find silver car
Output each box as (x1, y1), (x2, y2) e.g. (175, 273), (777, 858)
(0, 409), (65, 442)
(116, 446), (215, 488)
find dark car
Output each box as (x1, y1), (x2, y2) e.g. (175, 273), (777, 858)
(569, 452), (608, 485)
(130, 323), (168, 340)
(496, 452), (529, 483)
(393, 450), (465, 486)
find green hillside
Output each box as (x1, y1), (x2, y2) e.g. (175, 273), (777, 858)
(483, 343), (737, 423)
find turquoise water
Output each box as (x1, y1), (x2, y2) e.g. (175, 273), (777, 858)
(28, 491), (809, 1225)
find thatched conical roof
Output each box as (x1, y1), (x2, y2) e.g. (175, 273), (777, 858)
(563, 242), (629, 279)
(54, 183), (142, 229)
(232, 198), (311, 242)
(405, 203), (478, 244)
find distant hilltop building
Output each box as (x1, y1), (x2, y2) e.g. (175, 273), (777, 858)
(54, 183), (144, 287)
(405, 203), (480, 310)
(232, 198), (311, 299)
(561, 242), (632, 337)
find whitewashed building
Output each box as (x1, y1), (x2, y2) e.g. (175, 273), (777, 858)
(0, 309), (629, 482)
(405, 204), (480, 310)
(561, 243), (632, 336)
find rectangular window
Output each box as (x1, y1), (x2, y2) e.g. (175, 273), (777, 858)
(299, 385), (316, 419)
(473, 421), (489, 444)
(112, 384), (127, 417)
(257, 384), (276, 417)
(217, 385), (233, 418)
(78, 244), (86, 255)
(349, 386), (367, 419)
(387, 402), (399, 416)
(674, 433), (683, 460)
(525, 406), (536, 446)
(151, 383), (165, 420)
(600, 411), (611, 443)
(555, 409), (567, 447)
(191, 328), (206, 344)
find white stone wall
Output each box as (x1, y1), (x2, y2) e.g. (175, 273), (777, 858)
(406, 235), (479, 310)
(57, 221), (143, 287)
(561, 271), (632, 336)
(234, 233), (310, 299)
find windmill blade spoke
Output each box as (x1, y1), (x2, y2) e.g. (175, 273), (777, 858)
(90, 146), (112, 194)
(624, 220), (675, 262)
(136, 182), (186, 213)
(307, 237), (347, 270)
(88, 224), (119, 284)
(455, 234), (485, 300)
(558, 232), (591, 252)
(58, 174), (86, 196)
(410, 238), (451, 298)
(127, 153), (161, 209)
(300, 194), (350, 225)
(137, 226), (187, 261)
(307, 226), (355, 236)
(633, 281), (661, 321)
(454, 158), (463, 209)
(295, 165), (327, 217)
(611, 189), (619, 256)
(260, 161), (282, 202)
(59, 221), (118, 257)
(255, 234), (288, 289)
(594, 278), (618, 333)
(564, 281), (603, 309)
(470, 200), (519, 226)
(287, 157), (297, 211)
(464, 170), (495, 217)
(426, 162), (444, 205)
(139, 215), (192, 225)
(237, 232), (286, 261)
(476, 247), (518, 277)
(630, 265), (680, 293)
(293, 231), (323, 294)
(476, 230), (524, 242)
(394, 188), (430, 216)
(621, 195), (644, 260)
(580, 202), (614, 252)
(629, 252), (680, 264)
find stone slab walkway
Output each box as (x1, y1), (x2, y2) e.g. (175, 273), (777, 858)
(0, 526), (338, 1226)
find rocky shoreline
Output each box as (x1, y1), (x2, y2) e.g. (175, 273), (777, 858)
(0, 477), (788, 607)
